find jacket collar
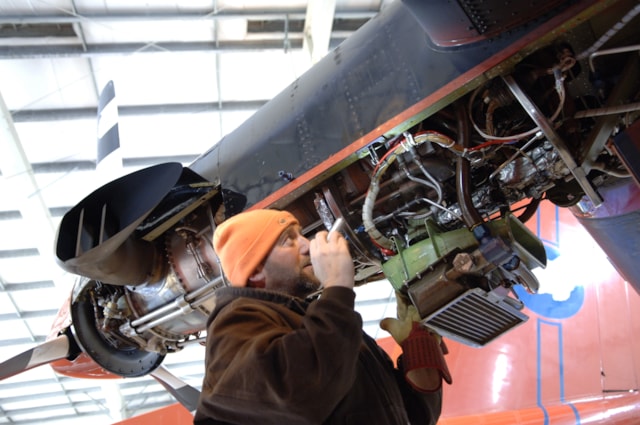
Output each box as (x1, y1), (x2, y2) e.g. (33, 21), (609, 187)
(207, 286), (311, 325)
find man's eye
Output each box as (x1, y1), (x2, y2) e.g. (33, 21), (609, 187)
(282, 236), (295, 246)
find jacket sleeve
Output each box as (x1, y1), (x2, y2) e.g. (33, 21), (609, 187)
(394, 366), (443, 425)
(197, 286), (362, 424)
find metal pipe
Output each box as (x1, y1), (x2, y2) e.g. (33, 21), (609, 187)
(574, 101), (640, 119)
(588, 44), (640, 73)
(130, 276), (223, 329)
(576, 3), (640, 61)
(455, 101), (484, 228)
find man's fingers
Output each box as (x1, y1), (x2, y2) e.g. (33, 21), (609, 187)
(379, 317), (393, 332)
(380, 317), (411, 345)
(407, 305), (421, 322)
(396, 299), (408, 318)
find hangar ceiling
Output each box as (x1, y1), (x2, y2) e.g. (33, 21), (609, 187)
(0, 1), (397, 423)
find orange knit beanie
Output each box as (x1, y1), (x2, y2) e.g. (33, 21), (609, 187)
(213, 209), (299, 286)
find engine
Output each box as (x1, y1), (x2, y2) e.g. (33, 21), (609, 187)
(56, 163), (230, 376)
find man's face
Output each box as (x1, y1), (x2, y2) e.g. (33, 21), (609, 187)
(259, 224), (320, 298)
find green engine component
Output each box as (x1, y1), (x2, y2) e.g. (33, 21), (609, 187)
(381, 214), (546, 347)
(382, 214), (546, 292)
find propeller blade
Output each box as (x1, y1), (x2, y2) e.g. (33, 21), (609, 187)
(151, 365), (201, 412)
(0, 334), (71, 380)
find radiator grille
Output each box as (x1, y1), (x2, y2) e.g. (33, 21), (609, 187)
(424, 288), (528, 347)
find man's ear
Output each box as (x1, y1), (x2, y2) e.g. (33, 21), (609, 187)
(247, 265), (266, 288)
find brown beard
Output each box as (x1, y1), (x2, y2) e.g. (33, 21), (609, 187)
(268, 271), (320, 299)
(292, 276), (321, 298)
(290, 273), (321, 299)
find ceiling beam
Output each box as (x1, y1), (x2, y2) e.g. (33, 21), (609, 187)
(0, 310), (59, 321)
(0, 337), (48, 346)
(0, 206), (74, 220)
(0, 390), (175, 417)
(0, 38), (354, 59)
(0, 40), (298, 59)
(0, 281), (56, 291)
(11, 100), (269, 122)
(0, 10), (376, 25)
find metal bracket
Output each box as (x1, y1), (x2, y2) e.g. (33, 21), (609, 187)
(502, 75), (603, 207)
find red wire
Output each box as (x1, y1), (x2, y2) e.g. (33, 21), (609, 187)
(369, 237), (396, 256)
(372, 136), (405, 176)
(469, 138), (517, 151)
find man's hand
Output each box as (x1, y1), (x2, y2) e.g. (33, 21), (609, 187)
(380, 292), (451, 392)
(379, 292), (422, 344)
(310, 230), (354, 290)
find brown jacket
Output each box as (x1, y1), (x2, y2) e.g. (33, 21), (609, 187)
(193, 286), (441, 424)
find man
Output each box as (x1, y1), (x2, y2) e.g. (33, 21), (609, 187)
(194, 209), (450, 424)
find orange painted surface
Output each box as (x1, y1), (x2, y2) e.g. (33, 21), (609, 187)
(439, 393), (640, 425)
(112, 403), (193, 425)
(51, 354), (119, 379)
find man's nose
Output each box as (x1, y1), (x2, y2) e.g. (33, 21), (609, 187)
(298, 235), (310, 253)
